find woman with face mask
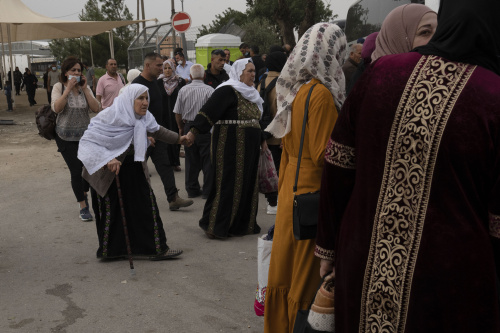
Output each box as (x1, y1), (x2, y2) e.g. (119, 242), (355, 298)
(51, 56), (100, 221)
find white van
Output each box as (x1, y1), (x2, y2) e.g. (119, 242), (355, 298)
(345, 0), (439, 43)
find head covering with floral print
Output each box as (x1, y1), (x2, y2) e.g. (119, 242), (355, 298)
(265, 22), (347, 138)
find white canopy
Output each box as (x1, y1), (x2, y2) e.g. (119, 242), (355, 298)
(0, 0), (152, 107)
(0, 0), (149, 42)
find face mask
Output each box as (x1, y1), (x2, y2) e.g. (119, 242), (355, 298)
(177, 60), (182, 66)
(52, 67), (56, 71)
(69, 75), (81, 83)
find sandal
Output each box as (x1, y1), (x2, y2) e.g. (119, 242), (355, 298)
(149, 249), (183, 261)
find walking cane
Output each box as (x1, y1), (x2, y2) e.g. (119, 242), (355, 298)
(115, 174), (136, 276)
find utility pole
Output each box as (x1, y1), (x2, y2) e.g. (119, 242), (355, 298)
(171, 0), (176, 53)
(136, 0), (140, 36)
(141, 0), (146, 30)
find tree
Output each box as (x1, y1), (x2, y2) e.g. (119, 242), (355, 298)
(197, 8), (248, 37)
(49, 0), (135, 69)
(246, 0), (334, 46)
(241, 18), (281, 55)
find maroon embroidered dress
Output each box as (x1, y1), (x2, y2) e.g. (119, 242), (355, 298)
(316, 53), (500, 332)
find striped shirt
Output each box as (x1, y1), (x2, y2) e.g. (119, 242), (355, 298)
(173, 80), (215, 121)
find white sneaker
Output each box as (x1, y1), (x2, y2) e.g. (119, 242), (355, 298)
(266, 204), (277, 215)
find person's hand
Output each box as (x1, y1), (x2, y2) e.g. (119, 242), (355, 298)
(67, 76), (78, 90)
(107, 158), (121, 175)
(320, 259), (335, 279)
(179, 135), (193, 147)
(261, 140), (268, 151)
(186, 131), (195, 144)
(148, 136), (156, 147)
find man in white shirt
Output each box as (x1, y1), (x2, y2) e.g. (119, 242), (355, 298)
(174, 48), (194, 83)
(174, 64), (214, 199)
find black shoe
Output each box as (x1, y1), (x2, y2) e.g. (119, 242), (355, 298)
(201, 193), (209, 199)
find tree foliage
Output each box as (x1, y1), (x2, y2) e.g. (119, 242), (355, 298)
(246, 0), (334, 44)
(241, 18), (281, 55)
(197, 8), (248, 37)
(197, 0), (335, 48)
(49, 0), (134, 69)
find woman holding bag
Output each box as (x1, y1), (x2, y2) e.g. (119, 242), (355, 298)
(263, 23), (347, 332)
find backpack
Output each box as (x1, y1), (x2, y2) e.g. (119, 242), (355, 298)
(258, 74), (278, 135)
(35, 104), (57, 140)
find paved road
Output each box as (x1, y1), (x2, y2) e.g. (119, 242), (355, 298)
(0, 90), (275, 332)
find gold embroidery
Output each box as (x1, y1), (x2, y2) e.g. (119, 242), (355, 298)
(207, 125), (227, 233)
(359, 56), (476, 333)
(314, 245), (335, 261)
(489, 213), (500, 238)
(325, 139), (356, 169)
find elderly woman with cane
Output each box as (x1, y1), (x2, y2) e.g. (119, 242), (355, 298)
(78, 84), (191, 261)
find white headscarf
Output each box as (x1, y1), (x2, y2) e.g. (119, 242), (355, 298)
(265, 23), (347, 138)
(216, 58), (264, 113)
(78, 84), (160, 175)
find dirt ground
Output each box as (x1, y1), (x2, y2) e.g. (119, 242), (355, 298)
(0, 89), (275, 332)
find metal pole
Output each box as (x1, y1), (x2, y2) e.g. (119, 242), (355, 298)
(89, 37), (94, 67)
(7, 24), (15, 106)
(181, 0), (184, 11)
(141, 0), (146, 30)
(109, 31), (114, 59)
(136, 0), (140, 36)
(0, 24), (6, 85)
(171, 0), (176, 51)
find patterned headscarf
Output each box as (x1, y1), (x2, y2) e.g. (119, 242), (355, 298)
(160, 59), (180, 96)
(371, 4), (436, 62)
(265, 22), (347, 139)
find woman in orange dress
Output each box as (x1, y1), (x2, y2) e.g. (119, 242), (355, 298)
(263, 23), (347, 332)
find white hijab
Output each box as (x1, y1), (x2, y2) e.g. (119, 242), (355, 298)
(78, 84), (160, 175)
(265, 23), (347, 138)
(216, 58), (264, 113)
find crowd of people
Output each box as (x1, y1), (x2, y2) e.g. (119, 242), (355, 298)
(37, 0), (500, 330)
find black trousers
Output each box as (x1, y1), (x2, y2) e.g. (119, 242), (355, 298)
(265, 144), (282, 206)
(184, 122), (212, 196)
(146, 140), (178, 202)
(47, 89), (51, 104)
(14, 82), (20, 95)
(27, 89), (36, 105)
(55, 135), (90, 203)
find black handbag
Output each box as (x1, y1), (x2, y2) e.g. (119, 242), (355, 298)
(292, 83), (320, 240)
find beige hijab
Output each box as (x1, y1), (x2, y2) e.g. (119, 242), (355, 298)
(371, 4), (436, 62)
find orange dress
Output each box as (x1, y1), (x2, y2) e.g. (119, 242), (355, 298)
(264, 79), (338, 333)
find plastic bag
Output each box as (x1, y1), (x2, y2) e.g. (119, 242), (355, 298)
(258, 147), (279, 194)
(254, 234), (273, 316)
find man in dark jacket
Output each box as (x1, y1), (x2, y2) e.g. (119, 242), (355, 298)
(204, 49), (229, 89)
(342, 43), (362, 90)
(250, 45), (266, 85)
(13, 67), (22, 95)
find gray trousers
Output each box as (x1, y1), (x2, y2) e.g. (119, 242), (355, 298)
(184, 122), (212, 196)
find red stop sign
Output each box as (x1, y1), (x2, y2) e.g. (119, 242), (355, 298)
(172, 12), (192, 33)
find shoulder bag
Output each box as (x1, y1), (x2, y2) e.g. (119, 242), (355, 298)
(292, 83), (320, 240)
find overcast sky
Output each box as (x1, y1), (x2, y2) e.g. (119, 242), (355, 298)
(21, 0), (356, 29)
